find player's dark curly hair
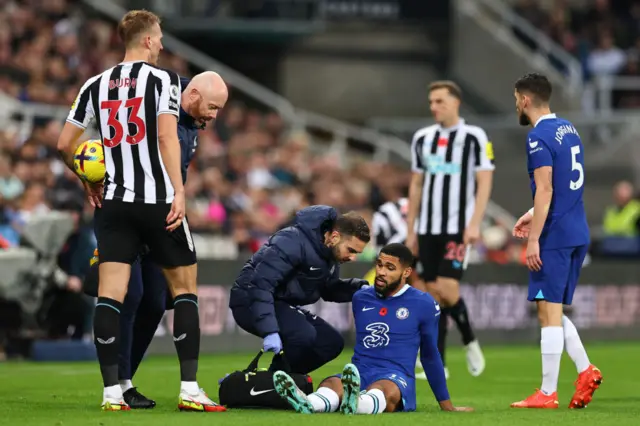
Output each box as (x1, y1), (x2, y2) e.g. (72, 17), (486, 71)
(379, 243), (414, 267)
(515, 73), (552, 104)
(333, 212), (371, 243)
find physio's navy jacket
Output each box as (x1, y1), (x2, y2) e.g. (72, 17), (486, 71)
(230, 205), (363, 337)
(177, 76), (200, 184)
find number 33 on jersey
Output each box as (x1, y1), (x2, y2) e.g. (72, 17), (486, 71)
(526, 113), (590, 249)
(66, 62), (182, 203)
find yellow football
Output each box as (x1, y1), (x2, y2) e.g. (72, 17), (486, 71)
(74, 139), (105, 183)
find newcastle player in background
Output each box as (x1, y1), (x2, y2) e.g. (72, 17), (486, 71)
(57, 10), (225, 412)
(405, 81), (494, 379)
(509, 73), (602, 410)
(84, 71), (228, 409)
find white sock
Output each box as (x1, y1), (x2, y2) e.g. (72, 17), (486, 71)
(356, 388), (386, 414)
(104, 384), (123, 399)
(540, 326), (564, 395)
(119, 380), (133, 393)
(181, 381), (200, 394)
(562, 315), (590, 373)
(307, 387), (339, 413)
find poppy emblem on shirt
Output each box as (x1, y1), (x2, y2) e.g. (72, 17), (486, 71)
(396, 307), (409, 320)
(437, 137), (448, 147)
(379, 307), (388, 316)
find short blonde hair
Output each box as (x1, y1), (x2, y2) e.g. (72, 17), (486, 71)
(429, 80), (462, 100)
(117, 10), (161, 48)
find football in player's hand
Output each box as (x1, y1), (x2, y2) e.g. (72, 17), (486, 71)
(74, 139), (105, 183)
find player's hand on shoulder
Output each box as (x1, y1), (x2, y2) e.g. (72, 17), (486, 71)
(353, 278), (370, 289)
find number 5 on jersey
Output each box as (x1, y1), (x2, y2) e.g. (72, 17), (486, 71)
(570, 145), (584, 190)
(101, 97), (146, 148)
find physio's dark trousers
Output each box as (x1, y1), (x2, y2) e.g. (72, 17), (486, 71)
(118, 256), (168, 381)
(232, 300), (344, 374)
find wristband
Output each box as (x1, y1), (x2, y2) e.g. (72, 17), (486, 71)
(527, 207), (534, 216)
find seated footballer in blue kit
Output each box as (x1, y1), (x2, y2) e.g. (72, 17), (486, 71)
(271, 243), (473, 414)
(84, 72), (228, 409)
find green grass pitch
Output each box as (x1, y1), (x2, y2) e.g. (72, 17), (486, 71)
(1, 342), (639, 426)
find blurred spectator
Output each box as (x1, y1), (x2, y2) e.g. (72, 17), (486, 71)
(0, 0), (523, 267)
(39, 198), (95, 340)
(0, 153), (23, 200)
(512, 0), (640, 109)
(602, 180), (640, 237)
(593, 180), (640, 258)
(587, 31), (626, 78)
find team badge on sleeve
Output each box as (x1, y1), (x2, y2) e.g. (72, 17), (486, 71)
(170, 84), (179, 99)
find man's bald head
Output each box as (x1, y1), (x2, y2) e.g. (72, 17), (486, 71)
(182, 71), (229, 128)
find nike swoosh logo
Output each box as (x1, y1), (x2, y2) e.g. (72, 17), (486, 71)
(362, 307), (375, 311)
(310, 267), (321, 271)
(250, 388), (274, 396)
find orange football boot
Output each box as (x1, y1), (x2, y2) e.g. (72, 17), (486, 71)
(569, 364), (602, 409)
(511, 389), (559, 409)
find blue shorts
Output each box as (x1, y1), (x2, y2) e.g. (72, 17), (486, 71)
(528, 245), (588, 305)
(332, 368), (416, 412)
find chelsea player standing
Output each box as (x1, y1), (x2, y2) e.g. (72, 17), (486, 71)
(272, 243), (472, 414)
(510, 73), (602, 410)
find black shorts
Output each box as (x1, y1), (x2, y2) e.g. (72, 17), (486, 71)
(94, 200), (196, 268)
(417, 233), (466, 282)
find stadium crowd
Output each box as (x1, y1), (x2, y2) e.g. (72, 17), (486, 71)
(0, 0), (518, 264)
(0, 0), (632, 359)
(513, 0), (640, 108)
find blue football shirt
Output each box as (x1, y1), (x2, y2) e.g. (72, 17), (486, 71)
(526, 113), (590, 249)
(351, 284), (449, 402)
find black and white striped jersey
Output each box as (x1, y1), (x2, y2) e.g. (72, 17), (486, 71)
(66, 60), (181, 204)
(373, 198), (409, 250)
(410, 118), (495, 236)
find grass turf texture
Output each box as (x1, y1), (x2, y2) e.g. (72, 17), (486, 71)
(1, 342), (638, 426)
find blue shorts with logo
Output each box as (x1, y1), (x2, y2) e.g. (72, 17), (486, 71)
(332, 367), (416, 412)
(528, 245), (588, 305)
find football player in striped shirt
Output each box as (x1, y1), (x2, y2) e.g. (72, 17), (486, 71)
(83, 70), (228, 410)
(406, 81), (492, 380)
(58, 10), (228, 411)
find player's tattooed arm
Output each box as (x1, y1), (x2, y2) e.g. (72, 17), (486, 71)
(528, 166), (553, 241)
